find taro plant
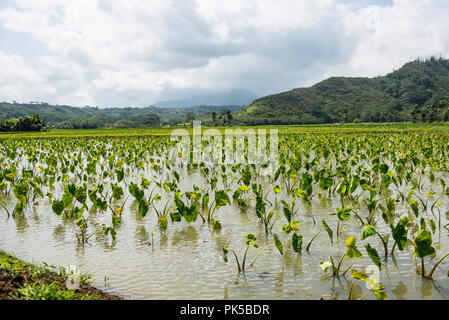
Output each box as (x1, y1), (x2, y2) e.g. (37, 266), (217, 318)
(320, 269), (387, 300)
(170, 191), (201, 224)
(319, 237), (363, 277)
(412, 219), (449, 279)
(222, 233), (269, 274)
(279, 201), (303, 253)
(348, 270), (387, 300)
(360, 225), (390, 258)
(203, 190), (230, 229)
(233, 185), (251, 213)
(254, 193), (277, 235)
(306, 219), (333, 252)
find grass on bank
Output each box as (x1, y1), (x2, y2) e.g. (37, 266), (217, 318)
(0, 251), (121, 300)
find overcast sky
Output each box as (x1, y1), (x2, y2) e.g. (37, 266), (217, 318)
(0, 0), (448, 107)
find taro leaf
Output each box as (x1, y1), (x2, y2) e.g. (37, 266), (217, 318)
(274, 166), (284, 182)
(129, 183), (144, 200)
(320, 219), (333, 245)
(390, 218), (408, 251)
(319, 176), (333, 191)
(170, 210), (181, 222)
(273, 234), (283, 255)
(141, 177), (151, 189)
(76, 217), (86, 228)
(414, 230), (436, 258)
(174, 198), (185, 211)
(202, 192), (210, 209)
(62, 191), (73, 208)
(66, 184), (76, 196)
(292, 233), (303, 253)
(361, 225), (377, 241)
(243, 233), (258, 248)
(138, 200), (149, 217)
(430, 219), (436, 234)
(301, 172), (313, 196)
(410, 199), (419, 217)
(74, 206), (84, 220)
(420, 218), (427, 231)
(350, 175), (360, 193)
(183, 204), (198, 223)
(282, 221), (300, 234)
(96, 198), (107, 212)
(320, 260), (332, 274)
(367, 277), (387, 300)
(158, 216), (168, 232)
(361, 184), (377, 199)
(283, 204), (292, 223)
(215, 190), (230, 209)
(52, 200), (65, 216)
(115, 169), (124, 183)
(111, 184), (123, 200)
(337, 206), (352, 221)
(110, 227), (116, 240)
(74, 187), (87, 204)
(111, 214), (120, 226)
(210, 177), (218, 190)
(380, 163), (389, 175)
(386, 198), (396, 215)
(350, 269), (368, 281)
(255, 196), (266, 218)
(345, 237), (363, 258)
(222, 245), (229, 263)
(211, 219), (222, 231)
(365, 244), (382, 270)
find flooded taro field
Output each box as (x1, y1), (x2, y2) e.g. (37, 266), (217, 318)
(1, 131), (449, 300)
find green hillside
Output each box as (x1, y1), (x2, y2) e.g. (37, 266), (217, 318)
(0, 102), (243, 129)
(234, 57), (449, 125)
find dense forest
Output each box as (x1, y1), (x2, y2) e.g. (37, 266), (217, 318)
(233, 57), (449, 125)
(0, 103), (243, 129)
(0, 114), (47, 132)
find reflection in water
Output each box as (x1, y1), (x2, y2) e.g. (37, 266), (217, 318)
(159, 233), (168, 249)
(31, 207), (41, 223)
(392, 281), (407, 300)
(52, 224), (66, 242)
(223, 286), (229, 299)
(274, 271), (284, 296)
(171, 225), (199, 246)
(14, 215), (28, 234)
(420, 278), (433, 299)
(135, 225), (150, 247)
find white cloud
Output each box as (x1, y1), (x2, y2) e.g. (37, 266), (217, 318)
(0, 0), (447, 107)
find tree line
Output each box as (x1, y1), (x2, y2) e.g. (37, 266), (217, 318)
(0, 114), (47, 132)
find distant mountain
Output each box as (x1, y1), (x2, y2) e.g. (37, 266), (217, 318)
(233, 57), (449, 125)
(153, 89), (259, 108)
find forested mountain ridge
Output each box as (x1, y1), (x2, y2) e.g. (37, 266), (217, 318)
(233, 57), (449, 125)
(0, 102), (243, 129)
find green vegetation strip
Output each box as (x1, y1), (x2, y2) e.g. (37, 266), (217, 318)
(1, 122), (449, 139)
(0, 251), (121, 300)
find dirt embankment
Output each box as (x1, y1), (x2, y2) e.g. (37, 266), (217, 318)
(0, 251), (122, 300)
